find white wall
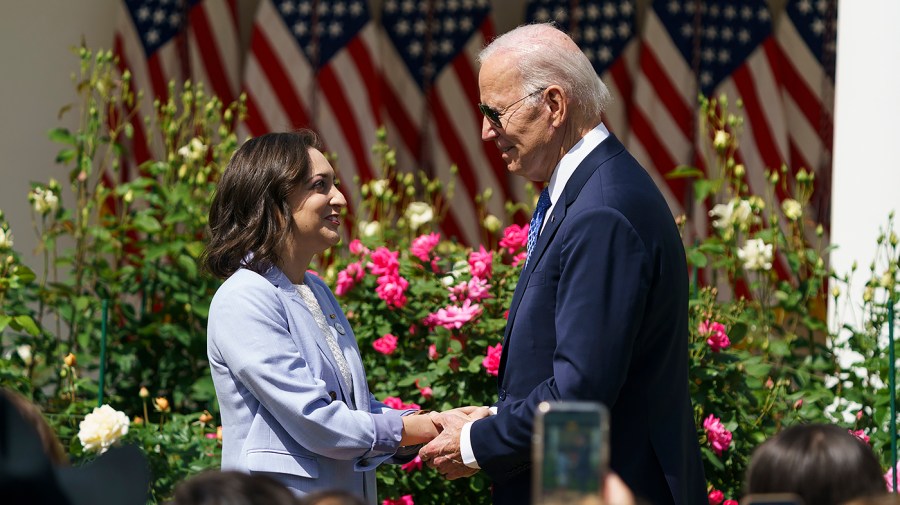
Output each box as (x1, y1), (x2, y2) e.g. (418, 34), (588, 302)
(829, 0), (900, 325)
(0, 0), (116, 271)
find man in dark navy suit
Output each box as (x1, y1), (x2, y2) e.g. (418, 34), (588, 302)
(419, 23), (706, 505)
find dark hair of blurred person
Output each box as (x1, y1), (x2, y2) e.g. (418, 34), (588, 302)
(745, 423), (887, 505)
(0, 388), (67, 464)
(170, 470), (300, 505)
(298, 489), (366, 505)
(844, 494), (900, 505)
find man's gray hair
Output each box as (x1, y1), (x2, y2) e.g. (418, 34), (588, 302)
(478, 23), (611, 120)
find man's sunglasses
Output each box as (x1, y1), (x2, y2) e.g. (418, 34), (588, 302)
(478, 87), (547, 128)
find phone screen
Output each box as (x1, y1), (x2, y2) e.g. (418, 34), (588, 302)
(533, 402), (608, 505)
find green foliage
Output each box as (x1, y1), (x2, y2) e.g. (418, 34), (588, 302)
(0, 45), (242, 502)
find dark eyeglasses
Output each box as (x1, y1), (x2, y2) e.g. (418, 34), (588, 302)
(478, 87), (547, 128)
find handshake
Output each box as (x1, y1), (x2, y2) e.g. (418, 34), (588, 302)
(400, 405), (492, 480)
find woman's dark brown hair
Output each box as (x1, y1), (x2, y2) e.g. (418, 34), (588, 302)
(745, 423), (887, 505)
(203, 130), (322, 279)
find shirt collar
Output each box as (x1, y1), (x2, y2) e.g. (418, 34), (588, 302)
(546, 122), (610, 205)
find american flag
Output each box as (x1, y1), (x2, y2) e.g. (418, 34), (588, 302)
(629, 0), (801, 280)
(379, 0), (516, 246)
(524, 0), (639, 138)
(626, 0), (704, 235)
(776, 0), (836, 230)
(114, 0), (240, 172)
(242, 0), (383, 215)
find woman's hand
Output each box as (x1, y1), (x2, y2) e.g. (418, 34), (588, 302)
(399, 411), (441, 446)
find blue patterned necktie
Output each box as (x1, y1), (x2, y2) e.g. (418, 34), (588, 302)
(525, 188), (551, 268)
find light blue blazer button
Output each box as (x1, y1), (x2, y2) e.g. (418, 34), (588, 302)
(335, 323), (346, 335)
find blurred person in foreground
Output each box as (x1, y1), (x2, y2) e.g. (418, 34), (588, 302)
(204, 130), (448, 503)
(744, 423), (887, 505)
(171, 470), (300, 505)
(419, 23), (706, 505)
(0, 388), (149, 505)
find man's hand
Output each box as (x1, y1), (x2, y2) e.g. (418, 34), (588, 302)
(418, 407), (488, 480)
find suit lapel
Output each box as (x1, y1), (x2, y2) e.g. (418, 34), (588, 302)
(497, 133), (627, 380)
(266, 268), (354, 403)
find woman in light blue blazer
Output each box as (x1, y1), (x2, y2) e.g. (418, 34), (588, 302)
(203, 130), (438, 503)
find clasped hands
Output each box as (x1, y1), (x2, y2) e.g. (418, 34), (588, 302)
(403, 405), (491, 480)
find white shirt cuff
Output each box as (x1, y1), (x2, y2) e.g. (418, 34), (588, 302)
(460, 421), (480, 468)
(460, 407), (497, 469)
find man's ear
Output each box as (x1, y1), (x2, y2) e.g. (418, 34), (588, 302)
(546, 85), (567, 128)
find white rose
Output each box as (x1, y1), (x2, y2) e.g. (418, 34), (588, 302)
(359, 220), (381, 238)
(713, 130), (730, 151)
(16, 345), (32, 366)
(178, 138), (207, 162)
(405, 202), (434, 231)
(370, 179), (389, 197)
(737, 238), (773, 271)
(732, 199), (752, 228)
(709, 202), (734, 230)
(30, 187), (58, 215)
(78, 404), (130, 454)
(0, 228), (12, 249)
(782, 199), (802, 221)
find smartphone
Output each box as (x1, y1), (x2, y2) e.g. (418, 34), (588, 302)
(742, 494), (804, 505)
(532, 401), (609, 505)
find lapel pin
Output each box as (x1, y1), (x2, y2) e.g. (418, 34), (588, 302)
(329, 314), (336, 319)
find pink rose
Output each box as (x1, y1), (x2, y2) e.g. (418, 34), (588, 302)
(382, 396), (420, 411)
(424, 300), (482, 329)
(383, 496), (414, 505)
(703, 414), (733, 456)
(468, 245), (493, 279)
(428, 344), (439, 360)
(349, 239), (369, 256)
(708, 489), (724, 505)
(335, 261), (365, 296)
(699, 319), (731, 352)
(368, 247), (400, 276)
(723, 501), (738, 505)
(886, 462), (900, 492)
(449, 277), (492, 303)
(511, 251), (527, 267)
(499, 224), (528, 254)
(373, 334), (398, 355)
(401, 456), (423, 472)
(411, 232), (441, 262)
(482, 343), (503, 376)
(376, 274), (409, 309)
(850, 429), (870, 444)
(414, 379), (433, 399)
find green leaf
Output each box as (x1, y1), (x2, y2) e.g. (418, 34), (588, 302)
(177, 254), (197, 279)
(48, 127), (75, 145)
(0, 315), (12, 332)
(13, 315), (40, 336)
(687, 249), (708, 268)
(666, 165), (705, 179)
(55, 148), (77, 164)
(133, 212), (162, 233)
